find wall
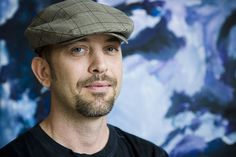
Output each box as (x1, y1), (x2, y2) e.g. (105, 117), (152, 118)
(0, 0), (236, 156)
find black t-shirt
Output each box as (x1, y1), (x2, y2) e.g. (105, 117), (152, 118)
(0, 124), (168, 157)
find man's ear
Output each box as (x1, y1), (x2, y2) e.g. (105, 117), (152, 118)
(31, 57), (51, 88)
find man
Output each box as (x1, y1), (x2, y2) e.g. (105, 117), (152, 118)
(0, 0), (168, 156)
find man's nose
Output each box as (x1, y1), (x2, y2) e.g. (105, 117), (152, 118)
(88, 53), (108, 74)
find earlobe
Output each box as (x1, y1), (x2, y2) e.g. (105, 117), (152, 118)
(31, 57), (51, 88)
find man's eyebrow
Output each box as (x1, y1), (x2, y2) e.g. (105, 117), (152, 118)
(105, 37), (121, 43)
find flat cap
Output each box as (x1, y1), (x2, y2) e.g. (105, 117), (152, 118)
(25, 0), (134, 51)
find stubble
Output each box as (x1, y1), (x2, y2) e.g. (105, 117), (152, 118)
(74, 74), (118, 117)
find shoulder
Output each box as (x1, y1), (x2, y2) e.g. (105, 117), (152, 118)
(0, 126), (37, 157)
(111, 125), (169, 157)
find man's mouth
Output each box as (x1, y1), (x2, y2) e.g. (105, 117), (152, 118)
(84, 81), (112, 92)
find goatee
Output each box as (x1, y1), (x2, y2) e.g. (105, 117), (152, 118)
(74, 74), (117, 117)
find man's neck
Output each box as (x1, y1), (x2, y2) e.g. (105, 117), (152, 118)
(40, 111), (109, 155)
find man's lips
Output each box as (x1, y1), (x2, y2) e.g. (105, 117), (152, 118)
(84, 82), (112, 92)
(85, 82), (111, 87)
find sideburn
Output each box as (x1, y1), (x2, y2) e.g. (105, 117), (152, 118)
(47, 62), (57, 81)
(37, 46), (58, 80)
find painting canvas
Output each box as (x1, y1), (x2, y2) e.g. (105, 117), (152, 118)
(0, 0), (236, 156)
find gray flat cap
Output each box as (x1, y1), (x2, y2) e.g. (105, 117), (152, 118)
(25, 0), (134, 51)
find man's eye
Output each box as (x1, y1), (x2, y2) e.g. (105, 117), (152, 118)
(106, 46), (119, 54)
(71, 47), (86, 55)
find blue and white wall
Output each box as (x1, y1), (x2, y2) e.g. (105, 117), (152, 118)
(1, 0), (236, 156)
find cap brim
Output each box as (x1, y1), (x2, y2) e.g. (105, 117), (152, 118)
(59, 33), (128, 46)
(105, 33), (128, 44)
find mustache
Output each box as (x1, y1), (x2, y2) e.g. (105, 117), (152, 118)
(77, 74), (117, 88)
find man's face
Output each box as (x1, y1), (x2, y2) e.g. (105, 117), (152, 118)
(48, 34), (123, 118)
